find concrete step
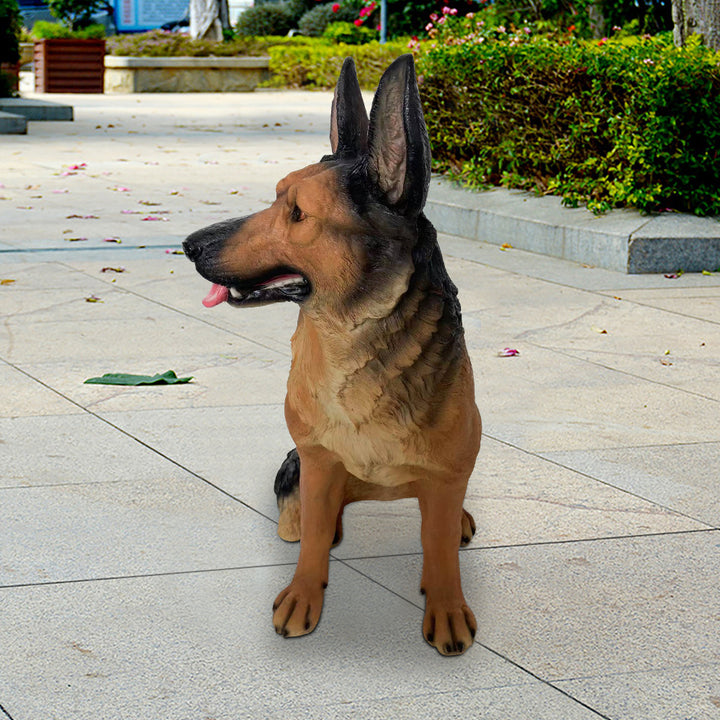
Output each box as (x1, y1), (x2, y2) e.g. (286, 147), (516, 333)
(425, 177), (720, 274)
(0, 110), (27, 134)
(0, 98), (73, 121)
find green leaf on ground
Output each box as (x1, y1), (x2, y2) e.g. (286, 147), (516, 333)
(84, 370), (193, 386)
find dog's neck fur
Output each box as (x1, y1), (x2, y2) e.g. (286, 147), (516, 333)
(291, 215), (465, 430)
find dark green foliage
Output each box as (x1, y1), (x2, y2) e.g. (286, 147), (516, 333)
(107, 29), (290, 56)
(0, 0), (21, 64)
(418, 28), (720, 215)
(236, 3), (294, 37)
(283, 0), (315, 24)
(385, 1), (478, 37)
(48, 0), (107, 31)
(298, 2), (357, 37)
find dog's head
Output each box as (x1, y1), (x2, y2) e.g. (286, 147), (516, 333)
(183, 55), (431, 316)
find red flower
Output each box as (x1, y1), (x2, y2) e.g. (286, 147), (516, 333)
(332, 2), (340, 10)
(354, 18), (363, 26)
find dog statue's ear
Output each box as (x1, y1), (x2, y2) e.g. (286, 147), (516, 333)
(366, 54), (431, 215)
(330, 57), (369, 158)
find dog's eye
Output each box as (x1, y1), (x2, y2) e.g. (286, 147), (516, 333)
(291, 205), (306, 222)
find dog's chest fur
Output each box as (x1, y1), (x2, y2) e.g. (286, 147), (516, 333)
(287, 273), (463, 486)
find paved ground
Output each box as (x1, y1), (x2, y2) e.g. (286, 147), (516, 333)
(1, 90), (720, 720)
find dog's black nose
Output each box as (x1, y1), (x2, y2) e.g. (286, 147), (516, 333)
(182, 234), (203, 263)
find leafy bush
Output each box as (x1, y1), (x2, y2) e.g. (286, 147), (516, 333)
(298, 2), (357, 37)
(265, 38), (408, 88)
(31, 19), (105, 38)
(0, 0), (20, 64)
(323, 20), (376, 44)
(107, 30), (300, 56)
(48, 0), (106, 31)
(0, 70), (18, 97)
(417, 18), (720, 215)
(236, 3), (294, 37)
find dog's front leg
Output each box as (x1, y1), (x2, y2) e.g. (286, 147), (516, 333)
(272, 446), (346, 638)
(417, 478), (477, 656)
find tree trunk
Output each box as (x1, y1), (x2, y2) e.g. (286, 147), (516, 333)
(673, 0), (720, 50)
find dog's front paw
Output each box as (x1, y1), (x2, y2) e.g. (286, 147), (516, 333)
(423, 599), (476, 656)
(272, 577), (326, 638)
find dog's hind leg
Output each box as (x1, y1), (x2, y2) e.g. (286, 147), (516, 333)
(275, 448), (344, 546)
(275, 448), (302, 542)
(461, 508), (476, 547)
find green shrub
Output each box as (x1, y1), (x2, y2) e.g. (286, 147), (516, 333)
(106, 30), (311, 56)
(0, 0), (21, 64)
(48, 0), (106, 31)
(298, 3), (357, 37)
(236, 3), (293, 37)
(323, 20), (376, 44)
(265, 38), (408, 88)
(283, 0), (315, 24)
(417, 19), (720, 215)
(31, 19), (105, 38)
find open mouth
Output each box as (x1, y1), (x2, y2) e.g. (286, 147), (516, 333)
(202, 270), (311, 308)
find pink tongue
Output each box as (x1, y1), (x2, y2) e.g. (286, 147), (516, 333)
(202, 283), (229, 308)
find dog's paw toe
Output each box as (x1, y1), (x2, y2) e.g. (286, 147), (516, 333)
(272, 579), (325, 638)
(423, 602), (476, 656)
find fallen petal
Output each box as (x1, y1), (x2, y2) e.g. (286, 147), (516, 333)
(85, 295), (103, 303)
(497, 347), (520, 357)
(500, 243), (513, 251)
(591, 326), (608, 334)
(103, 237), (122, 243)
(1, 278), (16, 286)
(101, 266), (126, 273)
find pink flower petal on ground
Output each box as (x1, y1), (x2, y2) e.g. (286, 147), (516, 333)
(103, 237), (122, 243)
(497, 348), (520, 357)
(53, 189), (70, 194)
(141, 215), (168, 221)
(111, 186), (131, 192)
(85, 295), (102, 303)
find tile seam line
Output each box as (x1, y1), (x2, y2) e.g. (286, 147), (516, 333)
(56, 259), (292, 359)
(0, 561), (300, 591)
(441, 240), (720, 319)
(335, 527), (718, 563)
(336, 559), (611, 720)
(520, 340), (720, 405)
(0, 703), (14, 720)
(0, 357), (281, 528)
(484, 431), (716, 529)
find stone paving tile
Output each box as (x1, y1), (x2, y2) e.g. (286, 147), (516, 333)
(0, 564), (573, 720)
(0, 362), (82, 418)
(347, 532), (720, 694)
(468, 342), (720, 452)
(542, 442), (720, 528)
(0, 473), (294, 586)
(554, 665), (720, 720)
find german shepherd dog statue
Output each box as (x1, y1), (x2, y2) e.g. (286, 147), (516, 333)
(183, 55), (482, 656)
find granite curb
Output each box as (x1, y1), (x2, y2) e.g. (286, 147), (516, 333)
(425, 177), (720, 274)
(0, 98), (73, 135)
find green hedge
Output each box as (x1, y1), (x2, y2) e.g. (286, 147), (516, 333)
(107, 30), (302, 56)
(265, 39), (409, 89)
(417, 29), (720, 215)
